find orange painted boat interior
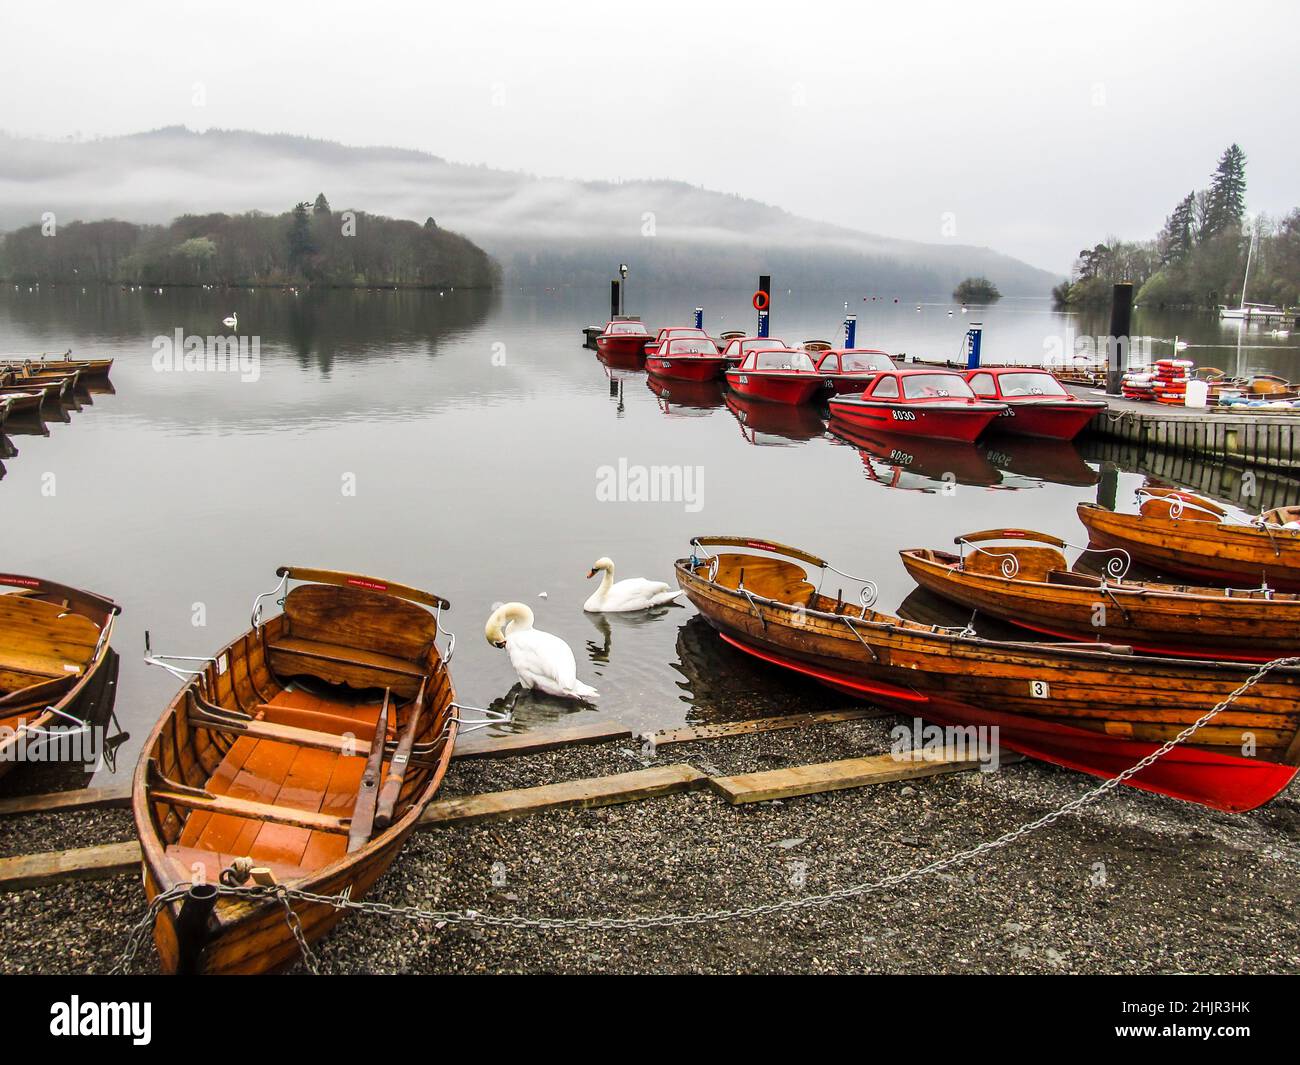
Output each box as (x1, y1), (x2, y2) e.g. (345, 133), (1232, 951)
(164, 688), (393, 884)
(146, 581), (455, 890)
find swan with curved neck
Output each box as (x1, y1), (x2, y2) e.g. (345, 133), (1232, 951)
(583, 557), (683, 613)
(485, 602), (598, 701)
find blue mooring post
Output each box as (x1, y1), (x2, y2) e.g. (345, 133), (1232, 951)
(965, 323), (983, 369)
(757, 274), (771, 338)
(844, 314), (857, 349)
(694, 307), (703, 329)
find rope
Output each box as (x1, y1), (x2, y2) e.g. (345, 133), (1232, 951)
(112, 655), (1300, 973)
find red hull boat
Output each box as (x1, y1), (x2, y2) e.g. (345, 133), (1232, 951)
(645, 326), (717, 357)
(965, 367), (1106, 440)
(645, 337), (725, 381)
(596, 318), (653, 360)
(725, 348), (823, 405)
(828, 369), (1006, 442)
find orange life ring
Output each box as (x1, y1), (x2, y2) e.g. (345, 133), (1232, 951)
(752, 290), (769, 311)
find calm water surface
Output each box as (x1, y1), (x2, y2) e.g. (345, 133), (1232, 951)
(3, 284), (1298, 782)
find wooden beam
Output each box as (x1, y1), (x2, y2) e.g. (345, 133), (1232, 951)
(452, 719), (632, 759)
(420, 763), (707, 828)
(150, 788), (350, 835)
(648, 707), (892, 746)
(708, 750), (1022, 805)
(0, 840), (140, 892)
(0, 785), (130, 818)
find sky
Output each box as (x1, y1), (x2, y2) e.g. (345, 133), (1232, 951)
(1, 0), (1296, 272)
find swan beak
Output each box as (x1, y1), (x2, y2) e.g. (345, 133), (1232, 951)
(492, 639), (507, 649)
(585, 569), (596, 579)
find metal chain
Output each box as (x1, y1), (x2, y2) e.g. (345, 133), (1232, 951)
(112, 655), (1300, 968)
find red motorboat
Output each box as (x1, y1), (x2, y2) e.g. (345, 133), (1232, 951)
(645, 326), (718, 357)
(813, 348), (897, 396)
(725, 348), (823, 405)
(646, 337), (725, 381)
(965, 366), (1106, 440)
(720, 335), (790, 368)
(595, 318), (653, 360)
(827, 368), (1006, 442)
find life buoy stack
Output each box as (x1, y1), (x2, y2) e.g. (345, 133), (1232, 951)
(1153, 358), (1193, 405)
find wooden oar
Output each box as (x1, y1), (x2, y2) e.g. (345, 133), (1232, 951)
(374, 680), (427, 829)
(346, 688), (390, 853)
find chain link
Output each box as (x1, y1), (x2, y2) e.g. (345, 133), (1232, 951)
(113, 655), (1300, 971)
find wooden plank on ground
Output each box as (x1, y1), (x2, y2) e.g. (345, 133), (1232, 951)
(0, 785), (131, 818)
(649, 707), (892, 746)
(420, 764), (706, 828)
(0, 840), (141, 892)
(708, 750), (1021, 805)
(452, 719), (633, 759)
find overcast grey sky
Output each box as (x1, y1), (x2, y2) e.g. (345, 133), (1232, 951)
(2, 0), (1295, 271)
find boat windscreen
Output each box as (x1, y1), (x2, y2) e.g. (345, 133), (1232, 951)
(752, 350), (816, 371)
(840, 352), (896, 372)
(994, 372), (1068, 397)
(666, 339), (719, 355)
(901, 374), (976, 399)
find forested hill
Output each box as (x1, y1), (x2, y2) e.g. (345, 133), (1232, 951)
(0, 127), (1057, 295)
(0, 196), (499, 288)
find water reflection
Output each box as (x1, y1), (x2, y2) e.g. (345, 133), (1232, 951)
(725, 393), (826, 444)
(584, 606), (682, 665)
(647, 375), (725, 414)
(981, 435), (1099, 488)
(829, 420), (1003, 490)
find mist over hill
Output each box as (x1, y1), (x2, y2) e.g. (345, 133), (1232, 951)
(0, 127), (1056, 294)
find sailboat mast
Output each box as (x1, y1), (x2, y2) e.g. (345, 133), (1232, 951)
(1240, 226), (1256, 311)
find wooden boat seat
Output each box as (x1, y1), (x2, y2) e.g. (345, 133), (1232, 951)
(964, 545), (1066, 582)
(0, 594), (100, 691)
(171, 689), (378, 880)
(266, 583), (436, 698)
(710, 553), (817, 605)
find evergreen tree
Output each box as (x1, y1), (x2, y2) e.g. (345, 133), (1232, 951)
(288, 201), (315, 268)
(313, 193), (331, 216)
(1158, 192), (1196, 264)
(1202, 144), (1247, 240)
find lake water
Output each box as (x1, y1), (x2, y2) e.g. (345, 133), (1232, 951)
(3, 283), (1298, 784)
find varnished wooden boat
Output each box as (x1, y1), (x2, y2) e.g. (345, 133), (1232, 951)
(901, 529), (1300, 661)
(677, 537), (1300, 811)
(0, 371), (75, 412)
(133, 566), (458, 975)
(1078, 488), (1300, 590)
(0, 574), (120, 779)
(4, 355), (114, 381)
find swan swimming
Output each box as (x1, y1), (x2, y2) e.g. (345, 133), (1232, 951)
(484, 602), (598, 701)
(583, 557), (683, 613)
(222, 312), (238, 330)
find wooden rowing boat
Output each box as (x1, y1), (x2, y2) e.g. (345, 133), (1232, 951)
(0, 371), (75, 412)
(3, 355), (114, 381)
(0, 574), (120, 780)
(1078, 488), (1300, 590)
(132, 566), (459, 974)
(676, 537), (1300, 811)
(901, 529), (1300, 661)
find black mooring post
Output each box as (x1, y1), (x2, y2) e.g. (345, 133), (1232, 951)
(174, 882), (219, 975)
(1106, 282), (1134, 396)
(610, 280), (620, 321)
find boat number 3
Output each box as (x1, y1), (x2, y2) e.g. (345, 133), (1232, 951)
(1029, 679), (1050, 698)
(891, 410), (917, 421)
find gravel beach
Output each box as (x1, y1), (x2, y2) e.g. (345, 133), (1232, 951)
(2, 714), (1298, 975)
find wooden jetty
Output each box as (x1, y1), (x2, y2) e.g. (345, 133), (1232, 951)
(1070, 384), (1300, 472)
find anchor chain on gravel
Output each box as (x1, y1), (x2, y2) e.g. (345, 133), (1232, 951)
(113, 655), (1300, 975)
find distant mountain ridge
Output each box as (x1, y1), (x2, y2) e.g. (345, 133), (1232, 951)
(0, 127), (1056, 294)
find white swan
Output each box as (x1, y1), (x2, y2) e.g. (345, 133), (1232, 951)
(485, 602), (598, 701)
(583, 557), (683, 613)
(222, 312), (238, 330)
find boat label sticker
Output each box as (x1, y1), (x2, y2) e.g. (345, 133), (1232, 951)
(892, 410), (917, 421)
(1029, 680), (1050, 698)
(216, 653), (228, 676)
